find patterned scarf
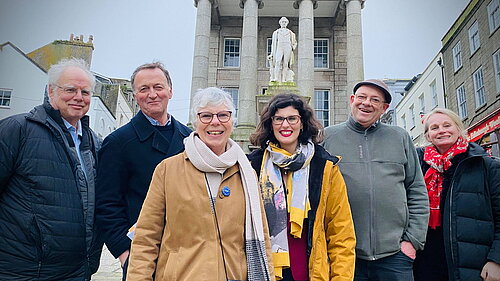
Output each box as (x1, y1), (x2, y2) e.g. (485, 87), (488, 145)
(423, 137), (468, 229)
(259, 141), (314, 279)
(184, 132), (272, 281)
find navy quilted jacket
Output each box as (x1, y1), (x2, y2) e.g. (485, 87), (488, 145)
(0, 102), (102, 280)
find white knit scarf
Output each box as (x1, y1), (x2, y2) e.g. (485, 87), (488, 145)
(184, 132), (272, 281)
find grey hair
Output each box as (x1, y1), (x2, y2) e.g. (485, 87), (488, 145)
(47, 58), (95, 89)
(190, 87), (235, 128)
(131, 61), (172, 91)
(423, 108), (467, 140)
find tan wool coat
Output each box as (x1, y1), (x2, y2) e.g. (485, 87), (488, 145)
(127, 152), (274, 281)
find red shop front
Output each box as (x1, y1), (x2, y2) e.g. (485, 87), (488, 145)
(467, 108), (500, 157)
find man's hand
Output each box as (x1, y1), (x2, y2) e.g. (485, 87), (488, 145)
(400, 241), (416, 259)
(119, 250), (130, 267)
(481, 261), (500, 281)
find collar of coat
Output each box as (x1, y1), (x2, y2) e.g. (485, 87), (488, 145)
(131, 111), (192, 154)
(347, 115), (383, 134)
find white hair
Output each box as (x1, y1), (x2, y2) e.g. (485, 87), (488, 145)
(47, 58), (95, 89)
(190, 87), (235, 128)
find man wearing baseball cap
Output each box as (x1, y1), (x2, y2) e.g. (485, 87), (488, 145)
(322, 79), (429, 280)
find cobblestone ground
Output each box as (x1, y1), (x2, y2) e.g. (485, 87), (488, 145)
(92, 246), (122, 281)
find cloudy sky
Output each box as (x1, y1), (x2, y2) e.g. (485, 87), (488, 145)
(0, 0), (469, 123)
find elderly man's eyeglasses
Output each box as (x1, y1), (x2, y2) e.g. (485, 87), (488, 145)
(271, 115), (301, 125)
(197, 111), (232, 124)
(55, 85), (93, 97)
(354, 94), (384, 105)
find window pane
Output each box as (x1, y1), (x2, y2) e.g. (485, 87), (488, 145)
(453, 42), (462, 71)
(314, 39), (328, 68)
(314, 90), (329, 127)
(473, 68), (486, 107)
(0, 89), (12, 107)
(494, 50), (500, 92)
(456, 85), (467, 119)
(224, 39), (240, 67)
(468, 22), (480, 54)
(222, 88), (239, 119)
(488, 0), (500, 32)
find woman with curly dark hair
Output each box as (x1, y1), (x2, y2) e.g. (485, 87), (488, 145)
(248, 93), (356, 281)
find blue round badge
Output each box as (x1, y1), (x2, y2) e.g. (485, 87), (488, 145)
(222, 186), (231, 197)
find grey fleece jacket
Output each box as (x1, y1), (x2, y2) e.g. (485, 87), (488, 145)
(322, 116), (429, 260)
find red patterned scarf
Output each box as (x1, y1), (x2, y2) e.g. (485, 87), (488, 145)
(423, 137), (468, 229)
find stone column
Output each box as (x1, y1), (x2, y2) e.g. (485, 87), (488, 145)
(237, 0), (262, 132)
(346, 0), (365, 94)
(190, 0), (212, 123)
(294, 0), (316, 97)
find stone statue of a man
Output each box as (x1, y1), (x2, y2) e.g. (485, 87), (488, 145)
(268, 17), (297, 83)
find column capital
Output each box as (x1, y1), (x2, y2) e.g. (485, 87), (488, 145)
(239, 0), (264, 9)
(293, 0), (318, 9)
(342, 0), (365, 9)
(194, 0), (218, 8)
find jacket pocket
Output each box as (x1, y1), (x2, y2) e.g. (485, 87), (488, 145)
(162, 251), (178, 281)
(30, 216), (44, 261)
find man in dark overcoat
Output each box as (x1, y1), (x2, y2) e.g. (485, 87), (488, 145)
(95, 62), (191, 280)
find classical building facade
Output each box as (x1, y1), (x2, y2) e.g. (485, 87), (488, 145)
(441, 0), (500, 156)
(189, 0), (366, 150)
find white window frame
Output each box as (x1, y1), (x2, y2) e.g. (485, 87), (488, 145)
(401, 114), (406, 130)
(452, 42), (463, 72)
(418, 94), (425, 114)
(473, 67), (486, 108)
(494, 49), (500, 93)
(409, 105), (416, 129)
(222, 88), (239, 119)
(0, 89), (12, 108)
(488, 0), (500, 33)
(223, 38), (241, 68)
(430, 80), (438, 108)
(314, 90), (330, 127)
(456, 84), (468, 119)
(314, 39), (329, 69)
(468, 21), (481, 55)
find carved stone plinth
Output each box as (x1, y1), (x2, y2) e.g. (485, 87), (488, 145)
(256, 82), (310, 115)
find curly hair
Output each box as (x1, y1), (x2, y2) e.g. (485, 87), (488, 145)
(250, 93), (324, 149)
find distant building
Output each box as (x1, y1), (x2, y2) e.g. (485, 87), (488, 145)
(0, 42), (47, 120)
(189, 0), (366, 150)
(27, 34), (94, 72)
(441, 0), (500, 156)
(380, 78), (412, 125)
(395, 54), (446, 146)
(0, 35), (137, 138)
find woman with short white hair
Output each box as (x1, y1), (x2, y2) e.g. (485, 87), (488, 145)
(127, 87), (274, 281)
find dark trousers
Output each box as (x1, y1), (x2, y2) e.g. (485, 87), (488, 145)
(355, 251), (414, 281)
(121, 257), (129, 281)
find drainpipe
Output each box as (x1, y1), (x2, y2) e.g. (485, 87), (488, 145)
(437, 56), (446, 108)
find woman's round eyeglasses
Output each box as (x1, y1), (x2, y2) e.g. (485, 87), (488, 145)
(197, 111), (232, 124)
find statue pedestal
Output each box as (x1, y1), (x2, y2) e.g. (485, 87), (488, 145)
(256, 81), (310, 115)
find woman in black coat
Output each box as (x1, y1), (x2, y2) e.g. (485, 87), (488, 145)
(413, 108), (500, 281)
